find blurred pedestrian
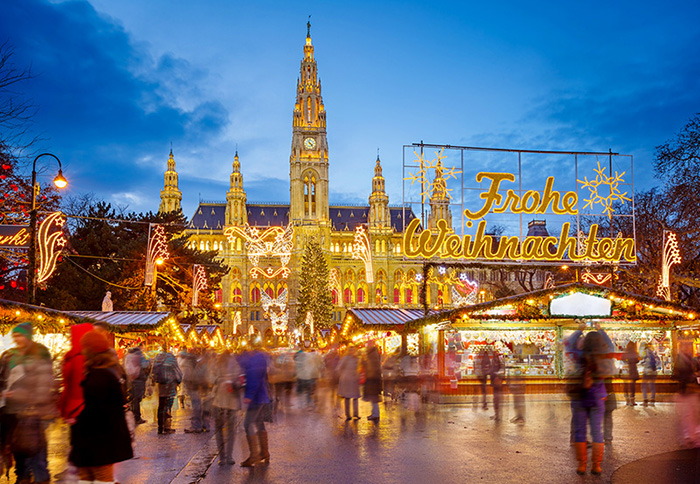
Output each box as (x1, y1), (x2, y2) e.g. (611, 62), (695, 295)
(623, 341), (639, 406)
(362, 341), (382, 421)
(673, 340), (700, 447)
(151, 345), (183, 434)
(268, 351), (296, 414)
(239, 343), (271, 467)
(0, 322), (56, 484)
(57, 322), (93, 482)
(382, 350), (400, 403)
(337, 346), (361, 420)
(475, 349), (491, 410)
(125, 343), (150, 424)
(641, 343), (659, 407)
(568, 329), (607, 476)
(70, 330), (133, 483)
(295, 342), (322, 409)
(595, 323), (617, 444)
(211, 352), (243, 466)
(184, 349), (212, 433)
(489, 349), (504, 422)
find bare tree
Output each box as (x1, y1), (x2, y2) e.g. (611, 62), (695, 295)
(0, 42), (37, 156)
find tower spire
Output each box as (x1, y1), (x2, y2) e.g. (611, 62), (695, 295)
(159, 149), (182, 213)
(369, 154), (389, 232)
(226, 150), (247, 226)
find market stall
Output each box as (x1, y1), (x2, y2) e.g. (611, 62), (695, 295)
(341, 308), (434, 355)
(406, 283), (697, 395)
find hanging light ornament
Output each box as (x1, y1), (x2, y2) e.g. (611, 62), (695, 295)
(144, 224), (169, 286)
(351, 225), (374, 283)
(232, 311), (242, 335)
(36, 212), (67, 284)
(224, 223), (294, 279)
(192, 264), (208, 307)
(656, 231), (681, 301)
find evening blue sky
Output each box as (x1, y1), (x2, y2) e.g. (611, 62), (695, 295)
(1, 0), (699, 219)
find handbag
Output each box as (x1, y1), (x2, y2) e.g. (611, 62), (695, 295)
(10, 417), (46, 455)
(262, 403), (274, 423)
(359, 369), (366, 385)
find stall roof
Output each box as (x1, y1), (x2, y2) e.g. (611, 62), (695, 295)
(405, 282), (699, 330)
(343, 308), (437, 334)
(65, 311), (170, 330)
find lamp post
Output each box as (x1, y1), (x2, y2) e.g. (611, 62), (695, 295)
(27, 153), (67, 305)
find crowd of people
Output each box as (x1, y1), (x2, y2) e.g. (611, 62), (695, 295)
(1, 318), (700, 482)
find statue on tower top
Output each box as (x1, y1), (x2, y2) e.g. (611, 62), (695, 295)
(307, 15), (311, 37)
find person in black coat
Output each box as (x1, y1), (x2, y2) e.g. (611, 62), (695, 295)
(69, 330), (133, 483)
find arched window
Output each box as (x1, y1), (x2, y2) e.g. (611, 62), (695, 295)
(393, 285), (401, 304)
(250, 284), (261, 304)
(277, 282), (288, 297)
(231, 283), (242, 304)
(332, 289), (339, 305)
(263, 282), (275, 298)
(199, 241), (205, 251)
(375, 283), (386, 304)
(357, 285), (367, 304)
(405, 287), (413, 304)
(344, 284), (354, 304)
(345, 269), (355, 282)
(303, 171), (317, 217)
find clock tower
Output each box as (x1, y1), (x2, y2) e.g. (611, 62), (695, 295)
(289, 22), (329, 226)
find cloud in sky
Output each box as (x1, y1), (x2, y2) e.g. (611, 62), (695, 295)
(0, 0), (699, 219)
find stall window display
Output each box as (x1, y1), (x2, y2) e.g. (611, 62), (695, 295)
(445, 329), (557, 379)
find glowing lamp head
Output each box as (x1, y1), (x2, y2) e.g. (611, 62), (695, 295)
(53, 169), (68, 189)
(155, 258), (164, 266)
(561, 265), (569, 270)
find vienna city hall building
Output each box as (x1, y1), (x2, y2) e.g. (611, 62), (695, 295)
(158, 29), (533, 335)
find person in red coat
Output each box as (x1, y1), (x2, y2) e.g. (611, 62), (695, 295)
(59, 323), (94, 423)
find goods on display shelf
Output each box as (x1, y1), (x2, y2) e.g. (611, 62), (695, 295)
(351, 330), (420, 355)
(444, 329), (557, 379)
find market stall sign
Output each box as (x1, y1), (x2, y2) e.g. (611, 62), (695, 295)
(0, 225), (30, 249)
(403, 172), (636, 263)
(550, 292), (612, 317)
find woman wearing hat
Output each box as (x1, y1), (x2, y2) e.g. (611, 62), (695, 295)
(69, 330), (132, 484)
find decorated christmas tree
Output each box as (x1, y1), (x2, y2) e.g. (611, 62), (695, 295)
(296, 237), (332, 329)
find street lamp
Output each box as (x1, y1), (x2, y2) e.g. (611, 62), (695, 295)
(27, 153), (67, 305)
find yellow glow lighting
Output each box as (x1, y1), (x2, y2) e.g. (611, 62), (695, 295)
(351, 226), (374, 283)
(36, 212), (68, 284)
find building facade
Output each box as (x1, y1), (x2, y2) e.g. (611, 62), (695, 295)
(160, 28), (543, 335)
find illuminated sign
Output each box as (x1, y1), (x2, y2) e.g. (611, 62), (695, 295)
(0, 225), (31, 249)
(403, 171), (636, 263)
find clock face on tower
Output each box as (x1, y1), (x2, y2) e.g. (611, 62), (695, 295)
(304, 137), (316, 150)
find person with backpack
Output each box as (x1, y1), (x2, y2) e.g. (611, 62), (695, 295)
(151, 345), (182, 434)
(641, 343), (659, 407)
(125, 344), (150, 425)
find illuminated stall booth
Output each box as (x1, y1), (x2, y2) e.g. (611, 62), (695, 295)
(405, 283), (697, 396)
(181, 323), (226, 350)
(0, 299), (99, 363)
(342, 308), (434, 355)
(67, 310), (177, 359)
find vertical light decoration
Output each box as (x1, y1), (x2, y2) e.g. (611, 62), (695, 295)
(329, 267), (342, 297)
(192, 264), (208, 307)
(232, 311), (242, 335)
(657, 230), (681, 301)
(36, 212), (67, 284)
(305, 311), (314, 337)
(261, 288), (288, 334)
(543, 273), (555, 289)
(145, 224), (169, 286)
(351, 225), (374, 283)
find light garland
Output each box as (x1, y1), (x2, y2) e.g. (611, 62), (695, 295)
(581, 270), (613, 286)
(145, 224), (169, 286)
(36, 212), (68, 284)
(192, 264), (208, 307)
(657, 231), (681, 301)
(351, 225), (374, 283)
(224, 223), (294, 279)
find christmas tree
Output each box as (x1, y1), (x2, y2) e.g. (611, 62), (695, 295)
(296, 237), (332, 330)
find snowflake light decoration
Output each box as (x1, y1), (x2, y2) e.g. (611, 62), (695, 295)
(405, 148), (460, 202)
(577, 161), (631, 217)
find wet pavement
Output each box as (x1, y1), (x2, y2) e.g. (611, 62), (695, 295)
(0, 390), (690, 484)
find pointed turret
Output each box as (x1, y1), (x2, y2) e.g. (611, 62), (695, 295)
(428, 159), (452, 230)
(289, 21), (329, 223)
(369, 155), (390, 232)
(226, 150), (247, 226)
(159, 149), (182, 213)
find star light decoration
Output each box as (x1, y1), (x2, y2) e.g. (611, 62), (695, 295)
(261, 288), (288, 334)
(145, 224), (169, 286)
(351, 225), (374, 283)
(224, 223), (294, 279)
(36, 212), (67, 284)
(577, 161), (632, 217)
(656, 231), (681, 301)
(405, 148), (460, 203)
(192, 264), (208, 307)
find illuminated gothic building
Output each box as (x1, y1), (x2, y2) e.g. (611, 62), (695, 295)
(159, 28), (541, 335)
